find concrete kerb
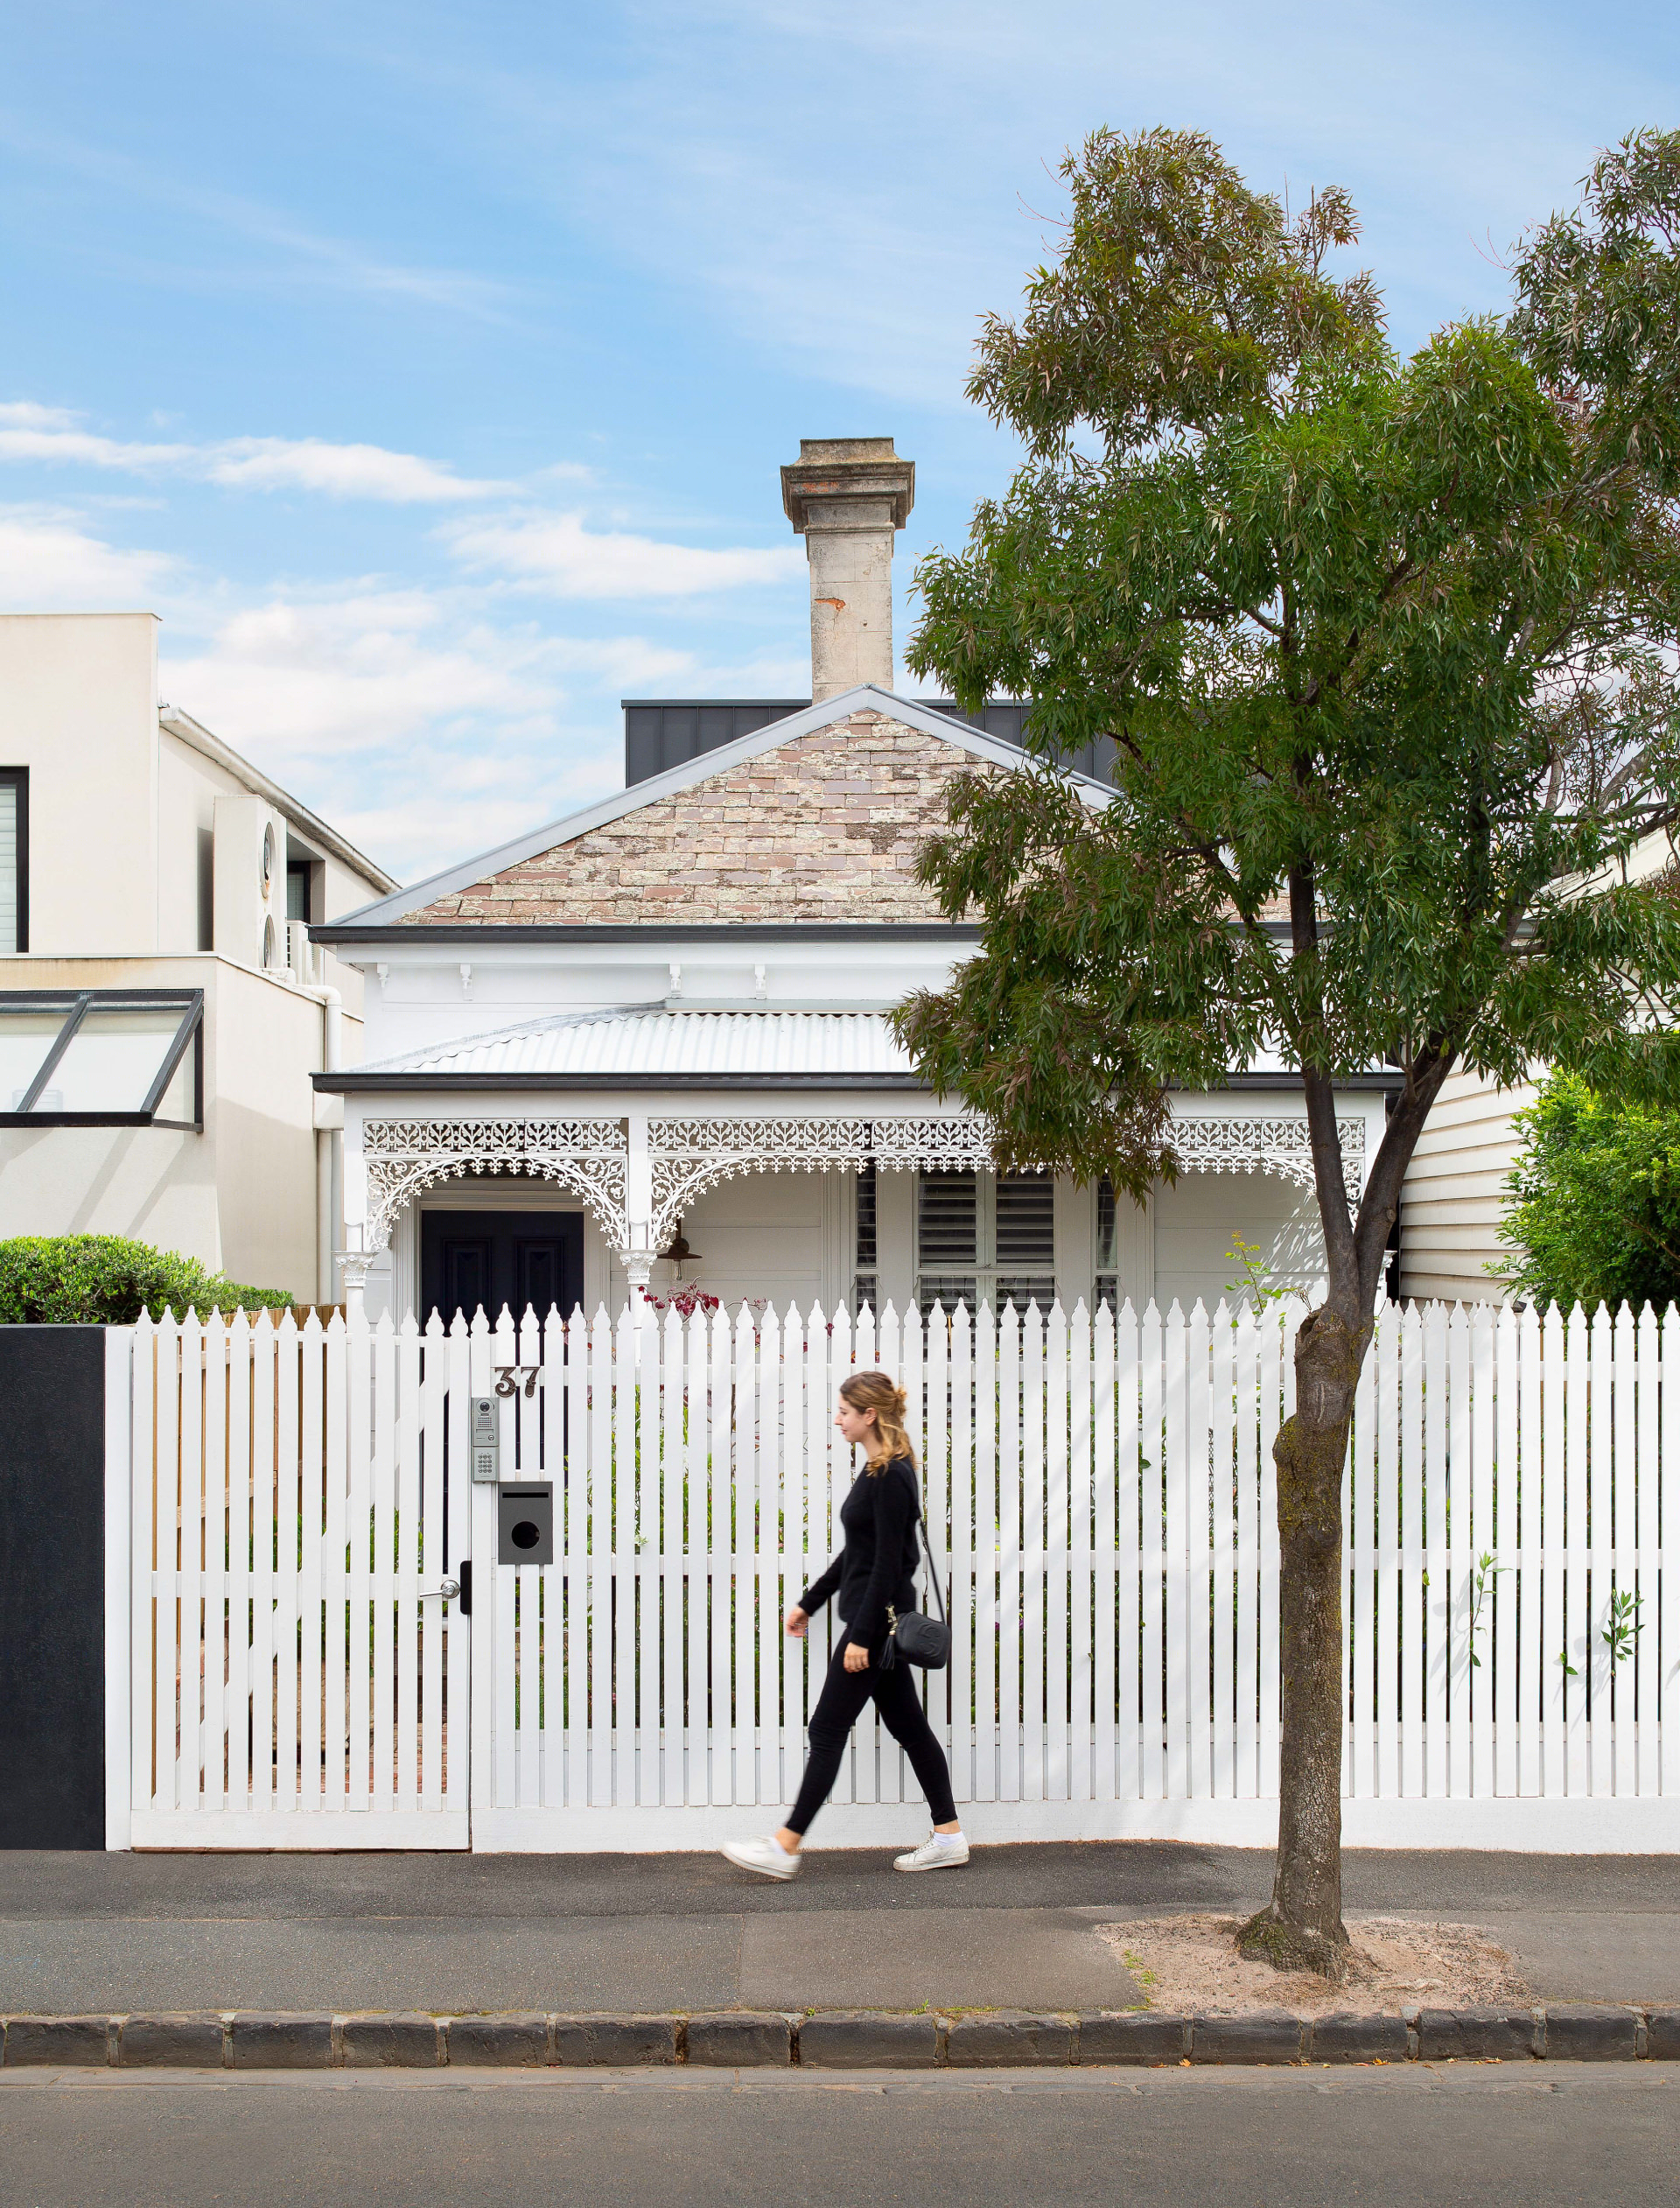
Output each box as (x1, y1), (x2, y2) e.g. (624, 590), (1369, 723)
(0, 2007), (1671, 2071)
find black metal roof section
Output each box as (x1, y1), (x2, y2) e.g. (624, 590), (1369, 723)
(622, 698), (1117, 786)
(0, 989), (204, 1129)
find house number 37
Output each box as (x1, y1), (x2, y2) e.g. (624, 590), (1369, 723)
(493, 1365), (542, 1398)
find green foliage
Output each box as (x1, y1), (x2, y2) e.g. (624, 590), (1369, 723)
(1223, 1234), (1302, 1313)
(1603, 1587), (1643, 1666)
(0, 1234), (292, 1324)
(1498, 1072), (1680, 1312)
(1468, 1552), (1503, 1667)
(896, 124), (1680, 1317)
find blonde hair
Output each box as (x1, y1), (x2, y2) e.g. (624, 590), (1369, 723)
(839, 1370), (917, 1475)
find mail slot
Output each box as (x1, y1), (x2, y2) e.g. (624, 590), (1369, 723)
(498, 1482), (553, 1567)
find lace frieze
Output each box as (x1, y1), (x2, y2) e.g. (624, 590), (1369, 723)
(360, 1117), (628, 1251)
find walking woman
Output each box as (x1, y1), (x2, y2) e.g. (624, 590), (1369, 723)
(722, 1370), (967, 1879)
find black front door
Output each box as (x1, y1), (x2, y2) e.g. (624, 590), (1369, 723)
(420, 1210), (584, 1328)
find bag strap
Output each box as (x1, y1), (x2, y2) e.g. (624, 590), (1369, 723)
(912, 1479), (948, 1624)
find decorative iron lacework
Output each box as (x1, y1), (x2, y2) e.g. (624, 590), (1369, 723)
(360, 1117), (628, 1251)
(1168, 1114), (1365, 1189)
(646, 1115), (1000, 1249)
(356, 1108), (1365, 1254)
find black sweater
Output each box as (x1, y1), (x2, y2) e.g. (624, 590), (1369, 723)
(798, 1455), (921, 1648)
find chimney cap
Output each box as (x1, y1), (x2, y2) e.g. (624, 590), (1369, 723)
(781, 436), (915, 534)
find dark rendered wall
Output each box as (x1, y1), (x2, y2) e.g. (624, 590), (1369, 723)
(0, 1328), (106, 1847)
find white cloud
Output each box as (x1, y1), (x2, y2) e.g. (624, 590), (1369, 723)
(206, 438), (508, 502)
(0, 494), (810, 878)
(444, 508), (804, 598)
(0, 507), (177, 607)
(333, 748), (625, 885)
(0, 407), (509, 503)
(158, 591), (596, 876)
(0, 402), (80, 431)
(163, 591), (561, 758)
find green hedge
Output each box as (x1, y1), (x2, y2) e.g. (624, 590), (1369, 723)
(1498, 1074), (1680, 1312)
(0, 1234), (293, 1324)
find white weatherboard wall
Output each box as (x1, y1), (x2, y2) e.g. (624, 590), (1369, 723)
(1401, 1065), (1540, 1305)
(113, 1297), (1680, 1853)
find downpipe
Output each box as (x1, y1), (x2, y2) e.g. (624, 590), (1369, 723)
(298, 982), (342, 1307)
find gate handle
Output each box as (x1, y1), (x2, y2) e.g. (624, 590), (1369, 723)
(419, 1576), (460, 1602)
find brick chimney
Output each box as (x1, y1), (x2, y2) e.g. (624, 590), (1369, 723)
(780, 437), (915, 704)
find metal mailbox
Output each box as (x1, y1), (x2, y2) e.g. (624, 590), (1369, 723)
(498, 1482), (553, 1567)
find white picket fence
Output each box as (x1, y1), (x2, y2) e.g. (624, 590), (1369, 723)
(106, 1296), (1680, 1853)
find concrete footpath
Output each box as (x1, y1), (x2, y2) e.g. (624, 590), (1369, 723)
(3, 1844), (1678, 2016)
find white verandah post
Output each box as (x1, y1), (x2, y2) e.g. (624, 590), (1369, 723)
(622, 1109), (655, 1327)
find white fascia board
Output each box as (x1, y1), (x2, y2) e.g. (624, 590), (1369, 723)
(1166, 1089), (1360, 1119)
(328, 685), (1114, 929)
(336, 1083), (970, 1118)
(333, 929), (976, 973)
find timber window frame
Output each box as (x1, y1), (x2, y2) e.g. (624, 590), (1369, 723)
(1096, 1175), (1118, 1311)
(851, 1158), (878, 1314)
(914, 1165), (1055, 1316)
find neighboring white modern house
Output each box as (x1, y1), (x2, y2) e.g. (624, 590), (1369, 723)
(0, 612), (395, 1299)
(314, 439), (1396, 1327)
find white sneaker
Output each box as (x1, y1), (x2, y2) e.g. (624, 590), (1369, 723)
(894, 1832), (970, 1872)
(721, 1834), (802, 1881)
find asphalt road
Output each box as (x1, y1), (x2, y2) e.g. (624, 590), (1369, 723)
(1, 2065), (1676, 2208)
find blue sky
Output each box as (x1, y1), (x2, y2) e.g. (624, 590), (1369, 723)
(3, 0), (1673, 881)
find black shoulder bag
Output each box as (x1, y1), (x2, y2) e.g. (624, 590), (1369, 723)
(879, 1479), (951, 1672)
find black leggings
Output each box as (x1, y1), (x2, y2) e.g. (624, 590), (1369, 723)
(786, 1633), (957, 1835)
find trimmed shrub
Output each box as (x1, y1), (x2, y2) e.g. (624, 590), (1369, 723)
(0, 1234), (292, 1324)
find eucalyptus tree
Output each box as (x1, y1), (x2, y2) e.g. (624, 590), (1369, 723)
(897, 127), (1680, 1976)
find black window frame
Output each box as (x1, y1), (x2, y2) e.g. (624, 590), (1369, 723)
(0, 988), (204, 1129)
(0, 767), (26, 954)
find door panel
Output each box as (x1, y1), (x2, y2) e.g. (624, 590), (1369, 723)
(515, 1233), (568, 1317)
(443, 1236), (492, 1323)
(422, 1209), (584, 1328)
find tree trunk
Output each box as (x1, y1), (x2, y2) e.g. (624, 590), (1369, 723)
(1237, 1301), (1369, 1980)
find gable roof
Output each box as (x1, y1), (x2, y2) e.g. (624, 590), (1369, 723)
(326, 683), (1111, 929)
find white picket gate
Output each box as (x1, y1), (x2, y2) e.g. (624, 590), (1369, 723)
(106, 1296), (1680, 1852)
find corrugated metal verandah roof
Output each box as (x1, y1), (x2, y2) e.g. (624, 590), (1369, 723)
(326, 1005), (1367, 1094)
(354, 1006), (917, 1081)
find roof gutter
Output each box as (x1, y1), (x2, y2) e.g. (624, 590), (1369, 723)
(315, 1068), (1404, 1097)
(311, 921), (990, 947)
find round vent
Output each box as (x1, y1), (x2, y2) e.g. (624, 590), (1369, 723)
(261, 822), (275, 896)
(262, 915), (276, 970)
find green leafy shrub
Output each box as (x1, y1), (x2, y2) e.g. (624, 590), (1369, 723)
(0, 1234), (293, 1324)
(1497, 1075), (1680, 1312)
